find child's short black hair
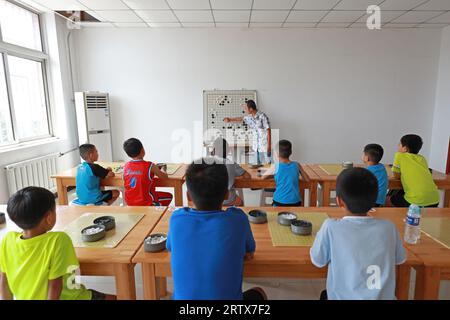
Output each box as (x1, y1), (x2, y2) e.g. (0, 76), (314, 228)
(79, 144), (96, 160)
(246, 100), (257, 110)
(400, 134), (423, 154)
(123, 138), (144, 158)
(186, 158), (228, 210)
(7, 187), (56, 230)
(277, 140), (292, 158)
(363, 143), (384, 163)
(336, 167), (378, 214)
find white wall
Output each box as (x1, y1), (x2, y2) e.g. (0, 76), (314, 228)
(0, 15), (79, 202)
(72, 28), (441, 166)
(430, 26), (450, 173)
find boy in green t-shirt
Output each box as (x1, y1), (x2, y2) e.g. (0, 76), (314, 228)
(386, 134), (440, 207)
(0, 187), (116, 300)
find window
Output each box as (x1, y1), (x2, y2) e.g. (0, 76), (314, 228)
(0, 0), (51, 146)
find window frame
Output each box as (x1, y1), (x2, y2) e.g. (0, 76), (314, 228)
(0, 0), (53, 147)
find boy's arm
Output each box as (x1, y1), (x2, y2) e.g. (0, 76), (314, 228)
(47, 277), (63, 300)
(224, 116), (244, 123)
(234, 164), (250, 179)
(310, 220), (331, 268)
(392, 153), (401, 179)
(90, 163), (113, 179)
(244, 215), (256, 255)
(151, 164), (168, 179)
(0, 272), (13, 300)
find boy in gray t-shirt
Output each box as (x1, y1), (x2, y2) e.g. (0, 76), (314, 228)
(212, 138), (250, 206)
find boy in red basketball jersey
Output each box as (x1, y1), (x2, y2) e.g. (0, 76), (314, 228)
(122, 138), (173, 206)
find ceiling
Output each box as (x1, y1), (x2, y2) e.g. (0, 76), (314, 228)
(18, 0), (450, 29)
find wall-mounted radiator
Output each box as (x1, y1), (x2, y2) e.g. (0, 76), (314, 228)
(5, 153), (60, 196)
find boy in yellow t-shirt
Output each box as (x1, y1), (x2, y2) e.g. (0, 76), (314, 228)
(386, 134), (440, 207)
(0, 187), (116, 300)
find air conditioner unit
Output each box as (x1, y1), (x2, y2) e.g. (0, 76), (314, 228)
(75, 92), (113, 161)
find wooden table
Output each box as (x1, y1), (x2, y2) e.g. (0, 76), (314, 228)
(369, 208), (450, 300)
(132, 207), (420, 300)
(52, 163), (188, 206)
(234, 164), (314, 206)
(301, 164), (450, 207)
(0, 205), (166, 300)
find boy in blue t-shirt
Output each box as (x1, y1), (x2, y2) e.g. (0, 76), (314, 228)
(166, 158), (266, 300)
(75, 144), (119, 205)
(262, 140), (301, 206)
(362, 143), (388, 207)
(310, 168), (406, 300)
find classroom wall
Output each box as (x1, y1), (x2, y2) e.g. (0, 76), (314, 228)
(430, 26), (450, 173)
(72, 27), (442, 165)
(0, 15), (79, 203)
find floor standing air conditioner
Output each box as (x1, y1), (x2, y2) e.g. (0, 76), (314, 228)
(75, 92), (113, 161)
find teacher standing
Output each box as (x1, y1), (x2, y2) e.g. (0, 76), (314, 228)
(224, 100), (272, 165)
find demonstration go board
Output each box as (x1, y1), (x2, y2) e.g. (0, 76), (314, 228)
(203, 90), (257, 146)
(267, 212), (329, 247)
(63, 212), (144, 248)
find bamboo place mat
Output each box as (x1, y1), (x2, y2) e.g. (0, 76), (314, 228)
(421, 217), (450, 249)
(267, 212), (328, 247)
(318, 164), (343, 176)
(63, 212), (144, 248)
(166, 164), (181, 175)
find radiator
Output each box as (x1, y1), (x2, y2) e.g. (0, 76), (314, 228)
(5, 153), (59, 196)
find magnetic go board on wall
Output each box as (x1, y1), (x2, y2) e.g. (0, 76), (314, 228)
(203, 90), (257, 147)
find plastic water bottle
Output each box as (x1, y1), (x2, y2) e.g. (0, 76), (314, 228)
(404, 204), (422, 244)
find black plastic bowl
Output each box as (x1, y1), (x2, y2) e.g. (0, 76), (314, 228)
(277, 212), (298, 226)
(81, 224), (106, 242)
(0, 212), (5, 224)
(291, 219), (313, 235)
(144, 233), (167, 252)
(93, 216), (116, 231)
(248, 210), (268, 224)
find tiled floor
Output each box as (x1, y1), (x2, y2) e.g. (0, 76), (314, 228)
(64, 188), (450, 300)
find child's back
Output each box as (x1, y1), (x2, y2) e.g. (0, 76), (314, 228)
(75, 144), (119, 206)
(273, 161), (301, 205)
(122, 138), (173, 206)
(311, 217), (404, 299)
(393, 152), (439, 206)
(123, 160), (155, 206)
(167, 206), (254, 299)
(167, 159), (262, 300)
(272, 140), (301, 206)
(363, 144), (388, 206)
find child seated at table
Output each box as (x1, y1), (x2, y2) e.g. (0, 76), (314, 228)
(166, 158), (266, 300)
(211, 138), (250, 206)
(123, 138), (172, 206)
(75, 144), (119, 205)
(362, 143), (388, 207)
(310, 168), (406, 300)
(386, 134), (439, 207)
(0, 187), (115, 300)
(262, 140), (302, 206)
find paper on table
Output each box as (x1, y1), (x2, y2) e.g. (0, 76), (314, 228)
(63, 212), (144, 248)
